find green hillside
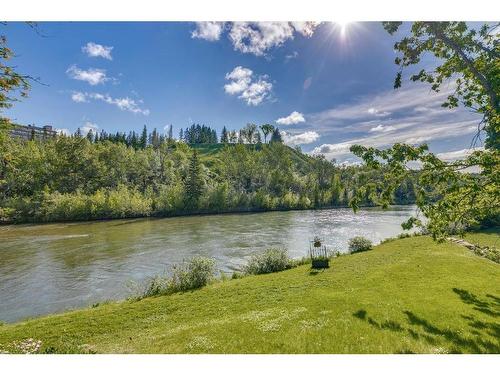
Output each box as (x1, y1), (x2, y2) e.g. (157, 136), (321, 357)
(192, 143), (316, 172)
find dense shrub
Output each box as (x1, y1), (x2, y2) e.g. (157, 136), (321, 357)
(142, 256), (216, 298)
(154, 182), (185, 214)
(245, 248), (292, 274)
(348, 236), (373, 253)
(34, 185), (153, 222)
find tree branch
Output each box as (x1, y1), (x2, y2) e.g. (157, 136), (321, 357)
(425, 23), (499, 112)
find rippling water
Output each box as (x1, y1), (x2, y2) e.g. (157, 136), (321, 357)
(0, 206), (416, 322)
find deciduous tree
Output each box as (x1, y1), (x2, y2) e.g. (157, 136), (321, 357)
(350, 23), (499, 239)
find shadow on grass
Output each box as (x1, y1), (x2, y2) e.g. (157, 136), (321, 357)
(452, 288), (500, 317)
(352, 289), (500, 353)
(353, 309), (404, 333)
(308, 269), (325, 276)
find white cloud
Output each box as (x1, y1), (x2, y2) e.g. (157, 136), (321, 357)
(276, 111), (305, 125)
(90, 93), (150, 115)
(309, 84), (464, 127)
(282, 130), (319, 146)
(224, 66), (253, 95)
(81, 121), (98, 136)
(367, 107), (391, 117)
(228, 22), (296, 56)
(290, 22), (320, 37)
(66, 65), (108, 86)
(71, 92), (150, 115)
(285, 51), (298, 61)
(436, 147), (484, 161)
(82, 42), (113, 60)
(71, 91), (87, 103)
(55, 128), (71, 136)
(369, 124), (396, 132)
(224, 66), (272, 106)
(312, 119), (478, 161)
(338, 159), (363, 167)
(306, 83), (482, 161)
(191, 22), (225, 41)
(312, 142), (353, 156)
(193, 22), (320, 57)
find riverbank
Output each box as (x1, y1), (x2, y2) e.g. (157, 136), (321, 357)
(1, 233), (498, 354)
(0, 201), (396, 226)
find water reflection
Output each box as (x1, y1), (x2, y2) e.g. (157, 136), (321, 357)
(0, 206), (416, 322)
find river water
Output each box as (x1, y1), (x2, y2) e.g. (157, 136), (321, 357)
(0, 205), (416, 322)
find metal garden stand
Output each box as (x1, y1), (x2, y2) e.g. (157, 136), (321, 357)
(309, 236), (330, 269)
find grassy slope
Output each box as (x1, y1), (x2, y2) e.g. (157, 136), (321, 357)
(0, 235), (498, 354)
(192, 143), (315, 173)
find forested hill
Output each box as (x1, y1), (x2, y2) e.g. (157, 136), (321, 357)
(0, 133), (418, 224)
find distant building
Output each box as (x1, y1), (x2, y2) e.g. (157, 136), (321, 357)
(9, 124), (57, 141)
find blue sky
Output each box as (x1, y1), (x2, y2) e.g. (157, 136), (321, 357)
(2, 22), (484, 163)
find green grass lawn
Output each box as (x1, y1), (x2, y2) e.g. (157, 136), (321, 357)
(0, 235), (498, 354)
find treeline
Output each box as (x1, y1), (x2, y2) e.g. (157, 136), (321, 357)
(219, 123), (282, 144)
(0, 129), (417, 224)
(178, 123), (284, 145)
(77, 122), (285, 149)
(79, 124), (174, 150)
(180, 124), (217, 144)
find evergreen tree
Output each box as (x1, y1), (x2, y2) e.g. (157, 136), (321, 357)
(86, 129), (94, 143)
(168, 124), (173, 140)
(221, 126), (229, 143)
(179, 128), (184, 142)
(130, 131), (138, 149)
(151, 128), (159, 148)
(270, 127), (283, 143)
(184, 150), (204, 209)
(183, 124), (219, 144)
(140, 125), (148, 149)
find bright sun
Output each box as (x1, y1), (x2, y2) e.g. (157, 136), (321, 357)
(333, 21), (352, 37)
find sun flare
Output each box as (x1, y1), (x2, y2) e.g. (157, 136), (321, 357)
(332, 21), (352, 37)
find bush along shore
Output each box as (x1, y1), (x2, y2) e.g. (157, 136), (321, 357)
(0, 230), (498, 354)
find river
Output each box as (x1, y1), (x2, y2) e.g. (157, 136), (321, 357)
(0, 205), (417, 322)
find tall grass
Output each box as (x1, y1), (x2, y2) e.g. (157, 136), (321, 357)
(244, 248), (293, 275)
(141, 256), (216, 298)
